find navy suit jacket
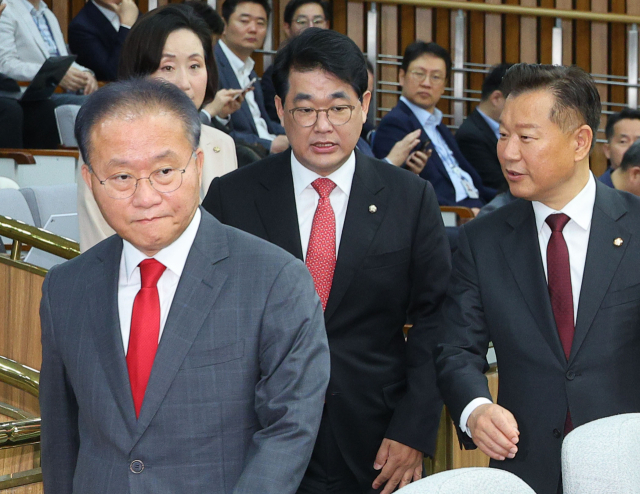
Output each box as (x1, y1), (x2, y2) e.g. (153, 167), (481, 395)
(372, 100), (495, 206)
(68, 1), (130, 81)
(215, 42), (285, 151)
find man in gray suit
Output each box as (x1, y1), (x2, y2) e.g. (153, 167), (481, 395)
(39, 78), (330, 494)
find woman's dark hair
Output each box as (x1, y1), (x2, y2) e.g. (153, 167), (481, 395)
(272, 28), (368, 102)
(118, 4), (217, 107)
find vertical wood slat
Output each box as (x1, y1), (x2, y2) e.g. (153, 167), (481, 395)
(484, 0), (501, 65)
(379, 4), (398, 116)
(468, 0), (485, 113)
(400, 5), (416, 53)
(519, 0), (537, 63)
(415, 8), (433, 42)
(538, 0), (554, 64)
(51, 0), (69, 42)
(504, 0), (520, 63)
(609, 0), (627, 107)
(553, 0), (572, 65)
(347, 2), (365, 50)
(434, 8), (451, 118)
(574, 0), (591, 72)
(332, 0), (348, 35)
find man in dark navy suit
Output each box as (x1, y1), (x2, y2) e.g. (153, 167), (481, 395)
(372, 41), (495, 211)
(68, 0), (139, 81)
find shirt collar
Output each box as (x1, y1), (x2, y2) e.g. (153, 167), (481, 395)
(532, 172), (596, 234)
(23, 0), (47, 15)
(219, 40), (254, 76)
(291, 151), (356, 198)
(122, 208), (202, 282)
(400, 95), (442, 127)
(91, 0), (119, 26)
(476, 107), (500, 137)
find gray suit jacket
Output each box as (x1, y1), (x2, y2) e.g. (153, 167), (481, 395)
(40, 209), (330, 494)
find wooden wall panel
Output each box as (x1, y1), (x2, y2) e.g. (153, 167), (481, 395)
(400, 5), (416, 52)
(347, 2), (365, 50)
(538, 0), (553, 64)
(332, 0), (348, 34)
(504, 0), (520, 63)
(415, 8), (433, 42)
(554, 0), (573, 65)
(519, 0), (537, 63)
(574, 0), (591, 72)
(609, 0), (627, 107)
(468, 1), (485, 105)
(379, 4), (399, 115)
(484, 0), (501, 65)
(434, 8), (451, 117)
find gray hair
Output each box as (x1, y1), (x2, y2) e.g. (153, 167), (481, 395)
(74, 78), (201, 164)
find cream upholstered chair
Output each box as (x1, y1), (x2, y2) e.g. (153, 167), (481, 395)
(562, 413), (640, 494)
(396, 467), (535, 494)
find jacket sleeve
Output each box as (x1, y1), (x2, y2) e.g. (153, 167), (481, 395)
(371, 114), (413, 160)
(40, 268), (80, 494)
(232, 259), (330, 494)
(383, 180), (452, 457)
(68, 20), (129, 81)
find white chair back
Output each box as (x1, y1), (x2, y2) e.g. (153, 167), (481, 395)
(54, 104), (81, 147)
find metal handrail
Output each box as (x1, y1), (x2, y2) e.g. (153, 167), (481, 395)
(350, 0), (640, 24)
(0, 214), (80, 261)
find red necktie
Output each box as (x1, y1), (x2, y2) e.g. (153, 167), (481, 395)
(127, 258), (166, 418)
(306, 178), (337, 310)
(545, 213), (574, 434)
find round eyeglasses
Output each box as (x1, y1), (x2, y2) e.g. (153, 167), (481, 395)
(294, 15), (327, 27)
(288, 105), (356, 127)
(408, 70), (445, 85)
(90, 153), (195, 200)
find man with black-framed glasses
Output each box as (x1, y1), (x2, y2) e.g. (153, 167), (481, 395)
(40, 77), (330, 494)
(372, 41), (496, 213)
(203, 28), (451, 494)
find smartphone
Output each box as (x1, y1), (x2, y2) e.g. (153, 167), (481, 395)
(419, 139), (431, 152)
(233, 77), (257, 100)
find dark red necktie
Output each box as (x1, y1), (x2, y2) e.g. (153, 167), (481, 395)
(545, 213), (574, 434)
(127, 258), (166, 418)
(306, 178), (337, 310)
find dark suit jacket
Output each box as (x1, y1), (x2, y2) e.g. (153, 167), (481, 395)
(455, 108), (507, 191)
(372, 100), (496, 206)
(202, 150), (452, 492)
(68, 1), (130, 81)
(436, 182), (640, 494)
(40, 210), (330, 494)
(259, 64), (279, 123)
(215, 42), (285, 151)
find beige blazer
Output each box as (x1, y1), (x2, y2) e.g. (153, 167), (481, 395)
(0, 0), (89, 80)
(77, 124), (237, 251)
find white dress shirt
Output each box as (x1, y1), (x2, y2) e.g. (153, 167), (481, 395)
(459, 173), (596, 436)
(118, 208), (201, 354)
(291, 151), (355, 260)
(400, 96), (479, 201)
(218, 40), (275, 142)
(91, 0), (123, 31)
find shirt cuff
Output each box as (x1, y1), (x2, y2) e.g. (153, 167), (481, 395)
(215, 115), (231, 125)
(460, 397), (493, 438)
(201, 109), (212, 123)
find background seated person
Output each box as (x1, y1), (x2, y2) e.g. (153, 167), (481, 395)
(372, 41), (495, 212)
(0, 0), (98, 104)
(77, 4), (237, 251)
(216, 0), (288, 155)
(599, 107), (640, 186)
(68, 0), (139, 81)
(608, 139), (640, 196)
(455, 63), (512, 192)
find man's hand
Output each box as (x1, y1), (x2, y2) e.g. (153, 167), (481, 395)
(60, 67), (88, 92)
(467, 403), (519, 461)
(270, 135), (289, 154)
(83, 72), (98, 95)
(372, 439), (423, 494)
(203, 88), (244, 119)
(109, 0), (139, 27)
(404, 149), (431, 175)
(386, 129), (422, 166)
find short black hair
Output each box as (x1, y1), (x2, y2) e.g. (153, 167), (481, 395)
(272, 28), (368, 102)
(401, 41), (451, 80)
(481, 63), (512, 101)
(283, 0), (331, 25)
(501, 63), (601, 149)
(118, 4), (217, 106)
(221, 0), (271, 23)
(75, 78), (201, 165)
(184, 0), (225, 35)
(620, 139), (640, 172)
(605, 108), (640, 141)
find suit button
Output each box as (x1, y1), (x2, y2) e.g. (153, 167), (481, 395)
(553, 429), (561, 438)
(130, 460), (144, 474)
(566, 370), (575, 380)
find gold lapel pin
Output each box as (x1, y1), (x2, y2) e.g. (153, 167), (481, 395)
(213, 146), (221, 153)
(614, 237), (623, 247)
(369, 205), (377, 213)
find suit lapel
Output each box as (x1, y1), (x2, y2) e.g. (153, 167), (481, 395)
(254, 152), (304, 260)
(470, 109), (498, 148)
(131, 212), (230, 443)
(13, 0), (50, 57)
(88, 237), (138, 435)
(324, 153), (388, 322)
(499, 201), (567, 364)
(570, 183), (630, 362)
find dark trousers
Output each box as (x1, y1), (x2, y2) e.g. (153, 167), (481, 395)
(297, 410), (364, 494)
(0, 97), (60, 149)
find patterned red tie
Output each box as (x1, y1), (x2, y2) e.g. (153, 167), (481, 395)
(306, 178), (337, 310)
(127, 258), (166, 418)
(545, 213), (574, 434)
